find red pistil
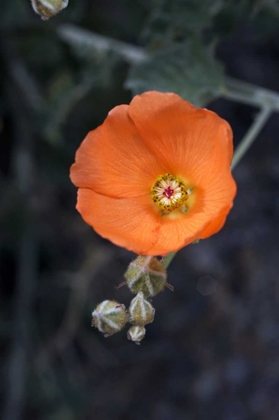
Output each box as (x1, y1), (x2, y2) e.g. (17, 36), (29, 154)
(163, 186), (174, 199)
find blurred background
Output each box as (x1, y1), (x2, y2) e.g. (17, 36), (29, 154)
(1, 1), (279, 419)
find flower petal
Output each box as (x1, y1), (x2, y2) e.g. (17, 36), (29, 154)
(147, 201), (234, 256)
(149, 214), (210, 255)
(192, 153), (237, 224)
(76, 188), (160, 254)
(128, 91), (233, 182)
(199, 204), (233, 239)
(70, 105), (164, 198)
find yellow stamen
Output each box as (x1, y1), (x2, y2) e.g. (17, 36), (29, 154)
(151, 173), (188, 213)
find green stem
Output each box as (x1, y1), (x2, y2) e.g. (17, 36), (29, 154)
(223, 77), (279, 111)
(231, 106), (272, 170)
(162, 252), (176, 269)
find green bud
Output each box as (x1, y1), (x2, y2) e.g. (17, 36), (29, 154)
(127, 326), (146, 345)
(30, 0), (69, 20)
(124, 256), (167, 298)
(128, 292), (155, 326)
(91, 300), (127, 337)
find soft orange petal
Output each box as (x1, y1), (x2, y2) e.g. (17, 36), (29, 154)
(70, 105), (164, 198)
(145, 201), (234, 256)
(147, 213), (210, 255)
(191, 154), (237, 225)
(199, 204), (233, 239)
(128, 91), (233, 182)
(76, 188), (160, 254)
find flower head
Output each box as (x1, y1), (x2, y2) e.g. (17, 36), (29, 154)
(70, 91), (236, 255)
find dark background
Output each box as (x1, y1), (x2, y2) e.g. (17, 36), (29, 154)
(1, 1), (279, 419)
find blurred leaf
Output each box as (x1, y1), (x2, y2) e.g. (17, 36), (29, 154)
(211, 0), (279, 36)
(141, 0), (279, 48)
(41, 52), (120, 145)
(141, 0), (224, 47)
(42, 73), (93, 145)
(125, 40), (224, 106)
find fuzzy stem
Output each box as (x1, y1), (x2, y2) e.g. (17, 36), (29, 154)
(162, 252), (176, 269)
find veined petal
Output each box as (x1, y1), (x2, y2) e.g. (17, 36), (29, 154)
(148, 201), (234, 256)
(76, 189), (160, 254)
(148, 213), (210, 256)
(128, 91), (233, 182)
(70, 105), (164, 198)
(192, 151), (237, 223)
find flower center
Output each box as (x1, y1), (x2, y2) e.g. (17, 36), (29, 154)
(163, 186), (174, 199)
(151, 173), (189, 213)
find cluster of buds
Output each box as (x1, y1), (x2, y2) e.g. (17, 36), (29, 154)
(91, 256), (172, 345)
(127, 292), (155, 344)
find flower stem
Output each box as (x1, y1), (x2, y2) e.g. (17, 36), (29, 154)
(162, 252), (176, 269)
(231, 105), (272, 170)
(223, 77), (279, 111)
(57, 24), (147, 64)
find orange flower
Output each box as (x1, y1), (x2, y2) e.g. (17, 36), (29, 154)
(70, 91), (236, 256)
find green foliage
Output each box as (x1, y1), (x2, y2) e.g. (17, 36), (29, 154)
(214, 0), (279, 35)
(126, 0), (279, 106)
(141, 0), (277, 46)
(126, 40), (224, 106)
(141, 0), (224, 47)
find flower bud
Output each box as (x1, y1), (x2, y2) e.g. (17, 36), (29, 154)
(30, 0), (69, 20)
(124, 256), (167, 298)
(128, 292), (155, 326)
(127, 326), (146, 345)
(91, 300), (127, 337)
